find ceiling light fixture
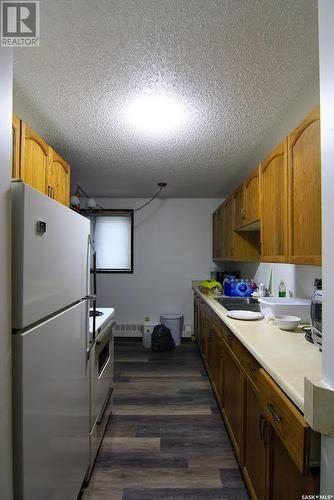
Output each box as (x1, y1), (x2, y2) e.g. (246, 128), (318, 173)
(70, 183), (167, 213)
(125, 94), (187, 135)
(70, 186), (102, 212)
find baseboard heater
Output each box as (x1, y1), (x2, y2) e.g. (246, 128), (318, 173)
(114, 323), (193, 338)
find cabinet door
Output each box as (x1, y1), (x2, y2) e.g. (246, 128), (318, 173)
(12, 114), (21, 178)
(206, 324), (213, 370)
(243, 380), (268, 500)
(233, 184), (245, 228)
(260, 140), (289, 262)
(198, 311), (208, 358)
(211, 333), (223, 406)
(48, 148), (70, 206)
(193, 303), (199, 342)
(244, 165), (260, 225)
(222, 345), (243, 460)
(270, 430), (319, 500)
(213, 210), (219, 260)
(223, 198), (234, 259)
(213, 205), (224, 260)
(288, 108), (321, 265)
(20, 122), (49, 195)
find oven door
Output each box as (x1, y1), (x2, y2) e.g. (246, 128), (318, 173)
(88, 320), (114, 478)
(90, 321), (114, 431)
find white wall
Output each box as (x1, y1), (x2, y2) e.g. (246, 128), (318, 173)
(318, 0), (334, 494)
(93, 198), (222, 325)
(0, 49), (13, 500)
(217, 261), (321, 298)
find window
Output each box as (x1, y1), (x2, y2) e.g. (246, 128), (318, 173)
(87, 210), (134, 273)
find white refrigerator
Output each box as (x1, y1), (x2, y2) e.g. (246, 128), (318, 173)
(12, 182), (93, 500)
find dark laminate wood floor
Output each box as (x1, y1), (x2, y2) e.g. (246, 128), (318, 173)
(81, 338), (249, 500)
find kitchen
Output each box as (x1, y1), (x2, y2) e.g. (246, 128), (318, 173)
(0, 1), (334, 500)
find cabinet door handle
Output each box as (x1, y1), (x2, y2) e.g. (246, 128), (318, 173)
(268, 403), (282, 423)
(263, 421), (270, 446)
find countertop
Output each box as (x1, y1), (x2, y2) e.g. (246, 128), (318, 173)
(89, 307), (115, 334)
(193, 287), (322, 412)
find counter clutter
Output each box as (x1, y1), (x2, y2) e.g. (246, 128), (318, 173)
(193, 285), (321, 499)
(193, 286), (321, 412)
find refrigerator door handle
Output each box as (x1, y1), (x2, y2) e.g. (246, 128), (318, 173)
(87, 235), (97, 341)
(86, 235), (97, 297)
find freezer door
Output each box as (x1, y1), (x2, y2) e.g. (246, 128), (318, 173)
(13, 300), (89, 500)
(12, 182), (90, 329)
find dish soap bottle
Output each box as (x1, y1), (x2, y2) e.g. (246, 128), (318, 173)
(278, 280), (286, 297)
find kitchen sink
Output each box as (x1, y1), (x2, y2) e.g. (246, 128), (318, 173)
(216, 297), (261, 312)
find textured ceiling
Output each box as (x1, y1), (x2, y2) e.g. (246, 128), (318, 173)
(13, 0), (319, 198)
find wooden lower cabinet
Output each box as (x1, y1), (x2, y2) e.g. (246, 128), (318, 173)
(270, 430), (319, 500)
(221, 344), (243, 460)
(209, 330), (223, 405)
(243, 380), (268, 500)
(194, 294), (320, 500)
(198, 310), (208, 358)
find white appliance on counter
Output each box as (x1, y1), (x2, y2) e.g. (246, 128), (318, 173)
(87, 307), (115, 478)
(12, 182), (95, 500)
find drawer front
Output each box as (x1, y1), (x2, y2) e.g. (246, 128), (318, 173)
(257, 368), (309, 473)
(241, 348), (260, 389)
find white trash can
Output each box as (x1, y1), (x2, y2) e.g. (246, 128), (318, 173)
(142, 322), (157, 349)
(160, 313), (184, 346)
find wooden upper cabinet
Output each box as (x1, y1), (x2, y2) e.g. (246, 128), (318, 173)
(244, 165), (260, 226)
(213, 204), (224, 260)
(13, 116), (71, 207)
(260, 140), (289, 262)
(233, 184), (245, 228)
(288, 107), (321, 265)
(222, 197), (234, 259)
(20, 122), (50, 195)
(12, 114), (21, 178)
(48, 148), (70, 207)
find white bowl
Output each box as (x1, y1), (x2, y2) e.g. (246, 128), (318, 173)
(273, 315), (301, 331)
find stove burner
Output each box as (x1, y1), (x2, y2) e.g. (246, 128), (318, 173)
(90, 310), (104, 317)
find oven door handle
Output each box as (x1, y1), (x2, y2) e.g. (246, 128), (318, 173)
(95, 320), (115, 345)
(97, 387), (113, 425)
